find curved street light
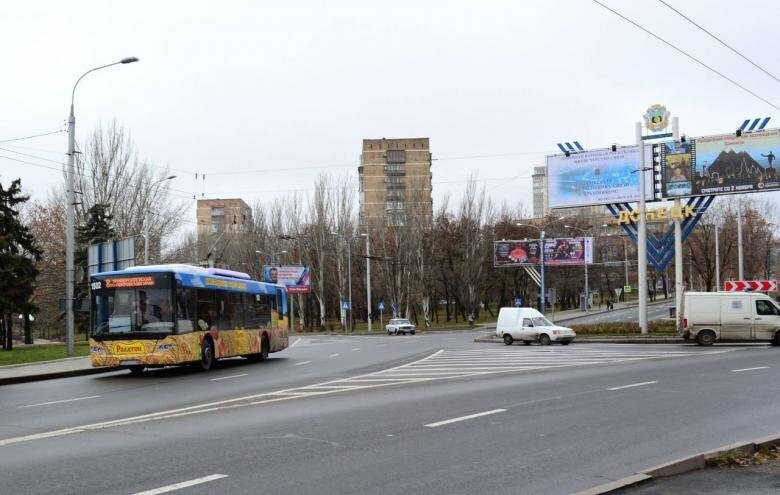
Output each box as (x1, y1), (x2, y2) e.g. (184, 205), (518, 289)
(65, 57), (139, 356)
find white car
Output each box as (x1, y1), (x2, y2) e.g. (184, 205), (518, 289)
(495, 307), (575, 345)
(386, 318), (416, 335)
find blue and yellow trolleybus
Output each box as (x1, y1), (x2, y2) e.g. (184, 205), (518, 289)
(89, 264), (288, 374)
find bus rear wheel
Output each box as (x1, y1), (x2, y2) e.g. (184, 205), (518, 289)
(128, 365), (144, 375)
(200, 338), (215, 371)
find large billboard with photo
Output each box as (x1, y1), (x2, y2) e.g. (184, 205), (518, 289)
(661, 129), (780, 198)
(263, 265), (311, 293)
(546, 145), (654, 208)
(494, 237), (593, 267)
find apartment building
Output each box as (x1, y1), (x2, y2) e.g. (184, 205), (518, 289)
(359, 137), (432, 226)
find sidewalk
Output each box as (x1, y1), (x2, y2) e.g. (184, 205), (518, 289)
(0, 356), (119, 386)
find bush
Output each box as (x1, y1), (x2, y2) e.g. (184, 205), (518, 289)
(570, 320), (676, 335)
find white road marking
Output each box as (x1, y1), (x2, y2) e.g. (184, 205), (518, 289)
(19, 395), (101, 409)
(351, 348), (361, 351)
(608, 381), (658, 391)
(328, 353), (340, 358)
(425, 409), (506, 428)
(210, 373), (248, 382)
(0, 347), (725, 448)
(290, 338), (302, 348)
(731, 366), (769, 372)
(131, 474), (228, 495)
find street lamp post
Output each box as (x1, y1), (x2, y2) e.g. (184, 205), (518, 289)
(144, 175), (176, 264)
(65, 57), (138, 356)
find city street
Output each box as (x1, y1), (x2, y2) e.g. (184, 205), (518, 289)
(1, 331), (778, 494)
(558, 299), (676, 325)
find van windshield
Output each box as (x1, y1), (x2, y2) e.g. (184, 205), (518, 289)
(531, 317), (554, 327)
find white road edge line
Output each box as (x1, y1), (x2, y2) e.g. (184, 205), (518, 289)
(731, 366), (769, 372)
(210, 373), (248, 382)
(130, 474), (228, 495)
(608, 381), (658, 391)
(328, 353), (340, 358)
(290, 338), (302, 348)
(295, 361), (312, 366)
(19, 395), (101, 409)
(425, 409), (506, 428)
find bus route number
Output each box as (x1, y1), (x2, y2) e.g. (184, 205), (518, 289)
(90, 281), (102, 291)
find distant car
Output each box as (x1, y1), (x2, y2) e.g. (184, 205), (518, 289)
(495, 307), (575, 345)
(386, 318), (416, 335)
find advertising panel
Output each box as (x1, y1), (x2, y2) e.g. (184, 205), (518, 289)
(263, 265), (311, 293)
(661, 129), (780, 198)
(546, 145), (654, 208)
(494, 237), (593, 267)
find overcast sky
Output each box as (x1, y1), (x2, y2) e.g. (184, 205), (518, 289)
(2, 0), (778, 226)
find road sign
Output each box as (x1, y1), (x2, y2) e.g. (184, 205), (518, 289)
(624, 285), (632, 293)
(391, 303), (397, 312)
(724, 280), (778, 292)
(514, 297), (523, 307)
(378, 301), (385, 312)
(341, 301), (350, 310)
(614, 288), (623, 299)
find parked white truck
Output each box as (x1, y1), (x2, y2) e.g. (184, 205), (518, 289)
(680, 291), (780, 346)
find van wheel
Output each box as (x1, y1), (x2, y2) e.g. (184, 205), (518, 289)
(503, 334), (514, 345)
(200, 338), (215, 370)
(560, 341), (570, 346)
(522, 340), (532, 345)
(696, 330), (716, 346)
(772, 332), (780, 346)
(539, 334), (551, 346)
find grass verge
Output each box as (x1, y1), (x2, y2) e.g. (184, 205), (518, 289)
(0, 343), (90, 366)
(570, 320), (677, 335)
(707, 446), (780, 468)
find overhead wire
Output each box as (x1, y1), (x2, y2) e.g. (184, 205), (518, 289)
(657, 0), (780, 84)
(591, 0), (780, 111)
(0, 129), (66, 144)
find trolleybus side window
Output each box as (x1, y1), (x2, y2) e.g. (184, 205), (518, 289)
(196, 289), (217, 331)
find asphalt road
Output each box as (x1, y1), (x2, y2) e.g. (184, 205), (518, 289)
(558, 299), (675, 325)
(1, 331), (778, 495)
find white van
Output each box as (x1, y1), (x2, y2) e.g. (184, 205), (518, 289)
(681, 291), (780, 346)
(495, 307), (576, 346)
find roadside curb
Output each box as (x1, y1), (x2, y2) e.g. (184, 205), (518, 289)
(573, 435), (780, 495)
(0, 366), (122, 386)
(474, 337), (685, 345)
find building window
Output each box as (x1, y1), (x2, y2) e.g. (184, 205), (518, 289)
(386, 150), (406, 164)
(211, 207), (225, 217)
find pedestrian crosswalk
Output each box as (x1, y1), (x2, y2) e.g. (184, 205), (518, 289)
(334, 346), (730, 387)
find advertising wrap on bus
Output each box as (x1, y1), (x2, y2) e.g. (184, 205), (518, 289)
(89, 265), (289, 374)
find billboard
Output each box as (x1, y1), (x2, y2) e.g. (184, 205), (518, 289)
(494, 237), (593, 267)
(88, 237), (136, 276)
(263, 265), (311, 293)
(546, 145), (654, 208)
(661, 129), (780, 198)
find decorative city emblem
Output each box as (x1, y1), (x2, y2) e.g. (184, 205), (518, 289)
(643, 104), (670, 132)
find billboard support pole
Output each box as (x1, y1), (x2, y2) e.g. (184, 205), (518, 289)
(672, 117), (683, 331)
(737, 198), (744, 280)
(636, 122), (648, 334)
(540, 233), (546, 315)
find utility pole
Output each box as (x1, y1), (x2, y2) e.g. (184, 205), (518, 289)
(737, 199), (744, 280)
(672, 117), (684, 330)
(540, 231), (546, 315)
(636, 121), (648, 334)
(364, 233), (372, 332)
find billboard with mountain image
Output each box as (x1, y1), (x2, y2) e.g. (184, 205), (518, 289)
(662, 129), (779, 198)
